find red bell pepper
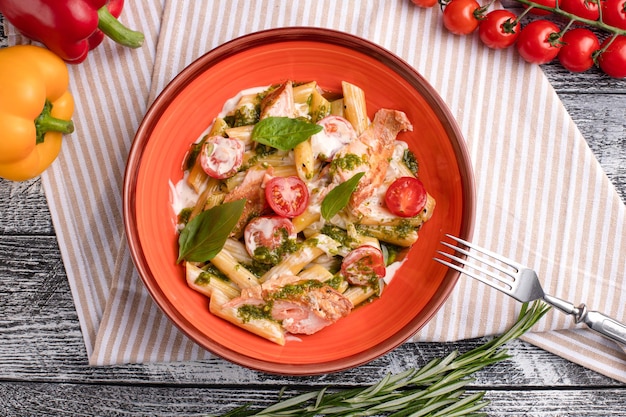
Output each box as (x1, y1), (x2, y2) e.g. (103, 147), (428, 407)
(0, 0), (144, 64)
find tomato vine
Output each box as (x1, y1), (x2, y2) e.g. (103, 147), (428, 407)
(410, 0), (626, 78)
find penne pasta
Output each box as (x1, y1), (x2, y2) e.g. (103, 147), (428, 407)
(210, 248), (261, 289)
(210, 288), (285, 345)
(294, 139), (316, 181)
(185, 262), (240, 299)
(341, 81), (369, 135)
(343, 285), (378, 307)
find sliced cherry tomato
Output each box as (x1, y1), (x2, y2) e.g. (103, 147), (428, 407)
(244, 216), (297, 264)
(598, 36), (626, 78)
(558, 28), (600, 72)
(524, 0), (557, 15)
(560, 0), (600, 21)
(265, 176), (309, 218)
(602, 0), (626, 30)
(385, 177), (428, 218)
(310, 115), (357, 161)
(200, 136), (244, 179)
(516, 20), (562, 64)
(341, 246), (386, 286)
(479, 10), (521, 49)
(442, 0), (481, 35)
(411, 0), (438, 7)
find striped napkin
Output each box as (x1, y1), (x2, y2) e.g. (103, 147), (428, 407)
(6, 0), (625, 381)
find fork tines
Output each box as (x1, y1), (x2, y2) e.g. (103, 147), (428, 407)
(434, 234), (518, 292)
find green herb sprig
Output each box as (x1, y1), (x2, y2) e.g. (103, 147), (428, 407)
(212, 300), (550, 416)
(251, 117), (323, 151)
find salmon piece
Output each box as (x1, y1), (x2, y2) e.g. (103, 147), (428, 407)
(223, 166), (273, 237)
(224, 274), (353, 335)
(260, 80), (295, 119)
(331, 109), (412, 210)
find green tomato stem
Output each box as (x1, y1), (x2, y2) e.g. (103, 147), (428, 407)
(513, 0), (626, 36)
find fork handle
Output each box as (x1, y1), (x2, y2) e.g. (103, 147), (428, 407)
(575, 304), (626, 346)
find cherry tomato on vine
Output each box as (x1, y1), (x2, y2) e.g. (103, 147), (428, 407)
(598, 36), (626, 78)
(516, 20), (562, 64)
(479, 10), (521, 49)
(442, 0), (481, 35)
(602, 0), (626, 30)
(265, 176), (309, 217)
(524, 0), (556, 16)
(558, 28), (600, 72)
(411, 0), (438, 8)
(560, 0), (600, 21)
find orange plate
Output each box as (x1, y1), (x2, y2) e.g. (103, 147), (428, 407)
(124, 28), (475, 375)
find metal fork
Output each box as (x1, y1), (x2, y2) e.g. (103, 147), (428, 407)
(435, 234), (626, 346)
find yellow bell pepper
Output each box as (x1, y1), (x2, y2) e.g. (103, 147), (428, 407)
(0, 45), (75, 181)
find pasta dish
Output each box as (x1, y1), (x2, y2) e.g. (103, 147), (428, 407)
(172, 80), (435, 345)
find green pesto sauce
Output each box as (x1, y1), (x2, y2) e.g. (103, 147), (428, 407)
(269, 279), (325, 300)
(402, 149), (419, 176)
(252, 229), (299, 265)
(177, 208), (192, 226)
(237, 301), (274, 323)
(320, 225), (357, 248)
(329, 153), (365, 175)
(326, 274), (344, 290)
(224, 105), (260, 127)
(195, 265), (230, 287)
(393, 220), (415, 239)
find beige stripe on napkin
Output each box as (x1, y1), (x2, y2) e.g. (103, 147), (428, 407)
(7, 0), (623, 381)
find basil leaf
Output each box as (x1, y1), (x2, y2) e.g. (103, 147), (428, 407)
(321, 172), (365, 221)
(177, 199), (246, 263)
(251, 117), (323, 151)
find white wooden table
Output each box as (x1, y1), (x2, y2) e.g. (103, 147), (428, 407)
(0, 18), (625, 416)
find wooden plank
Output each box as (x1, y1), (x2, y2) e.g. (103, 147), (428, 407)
(0, 383), (624, 416)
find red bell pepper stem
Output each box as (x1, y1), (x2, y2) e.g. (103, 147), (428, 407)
(97, 6), (144, 49)
(35, 101), (75, 144)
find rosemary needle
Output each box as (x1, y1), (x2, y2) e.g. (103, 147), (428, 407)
(213, 301), (551, 417)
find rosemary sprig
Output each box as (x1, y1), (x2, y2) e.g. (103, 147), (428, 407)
(212, 300), (551, 417)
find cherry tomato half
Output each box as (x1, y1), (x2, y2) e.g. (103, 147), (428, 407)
(244, 216), (297, 264)
(558, 28), (600, 72)
(265, 176), (310, 218)
(598, 36), (626, 78)
(200, 136), (244, 179)
(516, 20), (562, 64)
(385, 177), (428, 218)
(479, 10), (521, 49)
(442, 0), (481, 35)
(411, 0), (438, 7)
(560, 0), (600, 21)
(341, 245), (386, 286)
(602, 0), (626, 30)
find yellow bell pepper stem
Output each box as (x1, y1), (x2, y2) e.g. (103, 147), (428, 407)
(0, 45), (75, 182)
(35, 100), (75, 144)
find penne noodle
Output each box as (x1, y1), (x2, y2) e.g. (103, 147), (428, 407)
(261, 244), (325, 282)
(343, 285), (378, 307)
(293, 208), (320, 233)
(342, 81), (369, 135)
(188, 177), (222, 221)
(210, 288), (285, 346)
(297, 264), (334, 282)
(330, 98), (344, 117)
(225, 125), (254, 146)
(309, 87), (331, 122)
(210, 249), (261, 289)
(294, 139), (316, 181)
(185, 262), (240, 299)
(223, 238), (253, 264)
(292, 81), (316, 104)
(356, 225), (419, 247)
